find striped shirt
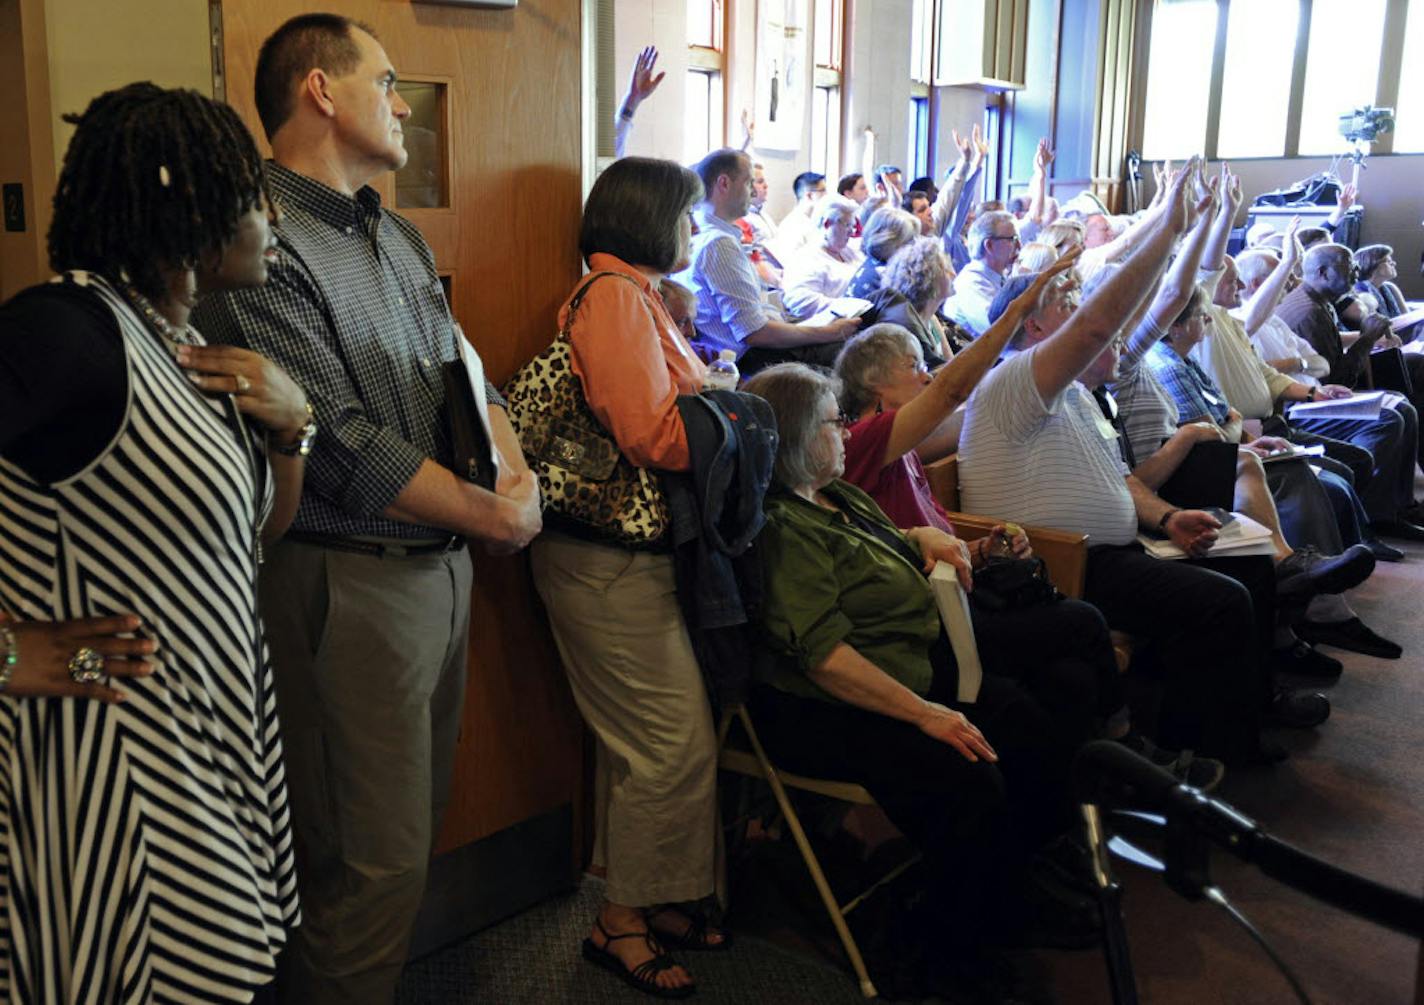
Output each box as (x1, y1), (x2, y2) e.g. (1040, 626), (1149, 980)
(1108, 314), (1180, 464)
(673, 206), (774, 358)
(959, 346), (1138, 546)
(192, 162), (503, 541)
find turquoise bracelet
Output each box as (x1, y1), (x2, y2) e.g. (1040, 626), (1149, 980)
(0, 624), (16, 692)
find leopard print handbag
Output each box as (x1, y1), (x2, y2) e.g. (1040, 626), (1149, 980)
(502, 272), (671, 549)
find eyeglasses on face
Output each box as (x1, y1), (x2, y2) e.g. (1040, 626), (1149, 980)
(988, 234), (1021, 247)
(822, 410), (852, 429)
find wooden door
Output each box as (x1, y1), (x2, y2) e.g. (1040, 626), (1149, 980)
(219, 0), (586, 947)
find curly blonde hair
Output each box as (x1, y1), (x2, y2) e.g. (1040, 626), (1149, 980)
(883, 236), (952, 310)
(1040, 220), (1085, 255)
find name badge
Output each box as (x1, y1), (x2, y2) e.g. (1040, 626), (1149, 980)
(1091, 409), (1119, 441)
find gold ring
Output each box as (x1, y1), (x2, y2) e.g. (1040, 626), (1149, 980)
(235, 374), (252, 393)
(67, 646), (105, 684)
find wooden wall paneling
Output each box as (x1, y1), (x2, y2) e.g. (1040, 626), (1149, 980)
(219, 0), (585, 864)
(0, 0), (57, 300)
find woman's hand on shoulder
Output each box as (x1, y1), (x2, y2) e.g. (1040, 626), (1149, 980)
(175, 345), (310, 443)
(916, 700), (998, 762)
(1, 614), (159, 704)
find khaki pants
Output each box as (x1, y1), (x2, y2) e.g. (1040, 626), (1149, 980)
(530, 534), (717, 907)
(261, 540), (473, 1005)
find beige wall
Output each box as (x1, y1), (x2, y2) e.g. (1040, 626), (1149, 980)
(43, 0), (211, 173)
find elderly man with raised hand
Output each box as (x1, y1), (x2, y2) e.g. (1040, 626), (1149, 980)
(674, 148), (860, 375)
(946, 210), (1021, 337)
(191, 14), (543, 1003)
(959, 161), (1329, 769)
(781, 196), (864, 321)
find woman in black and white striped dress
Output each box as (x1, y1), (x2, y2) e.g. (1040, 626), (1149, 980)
(0, 85), (313, 1003)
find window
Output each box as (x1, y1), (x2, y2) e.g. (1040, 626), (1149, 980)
(1140, 0), (1218, 160)
(1216, 0), (1298, 158)
(908, 96), (930, 180)
(812, 0), (843, 178)
(1298, 0), (1388, 156)
(684, 0), (725, 163)
(910, 0), (934, 84)
(1141, 0), (1417, 160)
(1394, 1), (1424, 152)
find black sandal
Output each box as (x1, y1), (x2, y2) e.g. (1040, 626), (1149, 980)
(581, 918), (695, 999)
(644, 904), (734, 952)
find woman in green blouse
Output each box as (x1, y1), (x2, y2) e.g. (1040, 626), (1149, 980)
(742, 363), (1092, 1003)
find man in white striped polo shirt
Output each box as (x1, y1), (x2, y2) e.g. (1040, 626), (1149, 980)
(958, 162), (1332, 768)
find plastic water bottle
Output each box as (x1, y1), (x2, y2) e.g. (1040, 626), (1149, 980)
(702, 349), (740, 393)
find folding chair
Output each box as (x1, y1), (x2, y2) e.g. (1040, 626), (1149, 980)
(717, 704), (922, 999)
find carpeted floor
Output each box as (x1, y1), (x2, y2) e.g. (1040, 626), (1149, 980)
(399, 533), (1424, 1005)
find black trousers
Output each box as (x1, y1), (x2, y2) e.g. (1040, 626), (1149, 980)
(738, 340), (845, 376)
(748, 670), (1066, 952)
(1289, 400), (1417, 521)
(1083, 545), (1274, 762)
(970, 596), (1124, 749)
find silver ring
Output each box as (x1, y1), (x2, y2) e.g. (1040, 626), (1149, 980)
(67, 646), (105, 684)
(235, 374), (252, 393)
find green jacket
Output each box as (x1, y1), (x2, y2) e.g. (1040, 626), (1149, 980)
(756, 480), (940, 702)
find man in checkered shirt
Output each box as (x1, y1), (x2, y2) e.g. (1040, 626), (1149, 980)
(192, 14), (540, 1003)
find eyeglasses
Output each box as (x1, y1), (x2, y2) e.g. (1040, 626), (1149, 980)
(901, 357), (930, 374)
(822, 410), (852, 430)
(988, 234), (1022, 247)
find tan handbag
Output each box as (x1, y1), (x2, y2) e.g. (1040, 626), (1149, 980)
(502, 272), (671, 549)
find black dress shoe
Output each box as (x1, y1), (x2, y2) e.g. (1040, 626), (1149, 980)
(1365, 537), (1406, 562)
(1272, 639), (1343, 679)
(1373, 517), (1424, 542)
(1264, 688), (1331, 728)
(1276, 544), (1375, 597)
(1295, 617), (1404, 659)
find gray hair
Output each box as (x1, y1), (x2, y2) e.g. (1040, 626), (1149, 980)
(1302, 242), (1351, 280)
(834, 324), (921, 418)
(884, 236), (951, 310)
(813, 194), (858, 229)
(1040, 219), (1085, 254)
(862, 206), (920, 263)
(968, 210), (1016, 260)
(1014, 241), (1058, 274)
(742, 363), (844, 492)
(1234, 249), (1278, 289)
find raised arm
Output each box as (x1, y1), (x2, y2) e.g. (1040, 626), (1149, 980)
(1138, 177), (1217, 337)
(1026, 139), (1053, 226)
(739, 108), (756, 153)
(1031, 163), (1191, 400)
(1325, 181), (1356, 230)
(879, 249), (1082, 465)
(1199, 165), (1241, 273)
(613, 46), (666, 159)
(1240, 217), (1301, 336)
(930, 129), (974, 237)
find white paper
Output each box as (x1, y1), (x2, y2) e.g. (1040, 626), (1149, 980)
(1286, 390), (1385, 421)
(454, 323), (502, 484)
(1136, 512), (1276, 560)
(800, 297), (874, 328)
(929, 562), (982, 703)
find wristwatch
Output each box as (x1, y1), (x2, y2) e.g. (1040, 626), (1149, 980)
(1306, 386), (1318, 402)
(1157, 508), (1181, 532)
(274, 402), (317, 457)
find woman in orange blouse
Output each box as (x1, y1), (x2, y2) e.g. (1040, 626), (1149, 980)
(528, 157), (725, 999)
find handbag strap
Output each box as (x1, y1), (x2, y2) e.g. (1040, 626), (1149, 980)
(559, 270), (646, 341)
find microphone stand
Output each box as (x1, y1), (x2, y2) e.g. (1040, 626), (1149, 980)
(1081, 803), (1139, 1005)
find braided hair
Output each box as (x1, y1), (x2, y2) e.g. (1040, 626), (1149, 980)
(47, 82), (271, 301)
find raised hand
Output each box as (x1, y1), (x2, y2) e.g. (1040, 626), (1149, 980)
(621, 46), (665, 113)
(1034, 138), (1054, 174)
(970, 123), (989, 165)
(740, 108), (756, 143)
(1161, 156), (1197, 235)
(1282, 215), (1303, 265)
(0, 613), (159, 704)
(1337, 181), (1357, 213)
(952, 127), (973, 160)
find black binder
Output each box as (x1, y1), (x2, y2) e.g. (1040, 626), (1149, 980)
(1158, 440), (1238, 511)
(441, 361), (498, 490)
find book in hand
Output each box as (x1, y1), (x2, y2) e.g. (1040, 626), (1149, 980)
(929, 562), (982, 703)
(1287, 390), (1385, 421)
(1136, 511), (1276, 560)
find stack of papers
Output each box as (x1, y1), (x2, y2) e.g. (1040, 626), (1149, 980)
(802, 297), (873, 328)
(1137, 512), (1276, 560)
(1260, 443), (1326, 464)
(1287, 391), (1385, 421)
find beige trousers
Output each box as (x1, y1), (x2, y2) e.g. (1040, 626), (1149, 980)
(261, 540), (472, 1005)
(530, 533), (717, 907)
